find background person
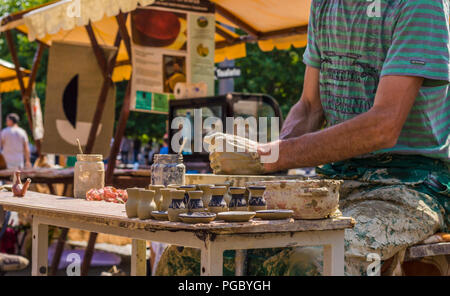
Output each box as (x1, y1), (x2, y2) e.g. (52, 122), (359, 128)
(0, 113), (31, 169)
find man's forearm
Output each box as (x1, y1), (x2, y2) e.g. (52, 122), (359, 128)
(263, 75), (422, 172)
(265, 107), (400, 172)
(280, 99), (324, 139)
(24, 143), (30, 163)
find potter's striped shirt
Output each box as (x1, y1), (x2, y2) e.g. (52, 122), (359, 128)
(303, 0), (450, 162)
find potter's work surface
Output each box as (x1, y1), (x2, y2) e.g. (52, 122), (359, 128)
(0, 191), (355, 235)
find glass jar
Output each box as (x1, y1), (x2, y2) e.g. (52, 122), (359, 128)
(150, 154), (185, 186)
(74, 154), (105, 199)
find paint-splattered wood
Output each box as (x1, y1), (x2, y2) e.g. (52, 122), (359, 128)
(0, 191), (354, 235)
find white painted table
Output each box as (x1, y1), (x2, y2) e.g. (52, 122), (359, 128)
(0, 191), (354, 276)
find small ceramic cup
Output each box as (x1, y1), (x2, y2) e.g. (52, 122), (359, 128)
(137, 189), (157, 220)
(125, 188), (140, 218)
(167, 184), (181, 190)
(229, 187), (248, 211)
(168, 190), (188, 222)
(149, 185), (165, 211)
(187, 191), (205, 213)
(197, 184), (213, 207)
(248, 186), (267, 211)
(215, 182), (231, 205)
(179, 185), (197, 206)
(159, 188), (173, 211)
(208, 186), (229, 214)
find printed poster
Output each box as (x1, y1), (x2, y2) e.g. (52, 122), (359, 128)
(130, 1), (215, 114)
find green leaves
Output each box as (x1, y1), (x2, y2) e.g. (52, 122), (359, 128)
(234, 44), (306, 118)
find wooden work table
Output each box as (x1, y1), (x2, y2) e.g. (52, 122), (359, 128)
(0, 191), (355, 276)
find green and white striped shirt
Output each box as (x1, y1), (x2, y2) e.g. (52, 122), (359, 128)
(304, 0), (450, 162)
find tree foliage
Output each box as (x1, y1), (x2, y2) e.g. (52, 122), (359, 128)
(0, 0), (306, 143)
(234, 44), (306, 118)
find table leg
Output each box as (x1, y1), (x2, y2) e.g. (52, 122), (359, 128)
(323, 230), (345, 276)
(50, 228), (69, 275)
(200, 242), (223, 276)
(131, 239), (147, 276)
(235, 249), (247, 276)
(32, 218), (48, 276)
(47, 183), (56, 195)
(81, 232), (97, 276)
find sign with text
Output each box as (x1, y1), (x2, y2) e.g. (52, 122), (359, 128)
(215, 66), (241, 79)
(130, 4), (215, 113)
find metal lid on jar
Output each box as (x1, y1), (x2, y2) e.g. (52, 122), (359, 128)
(76, 154), (103, 162)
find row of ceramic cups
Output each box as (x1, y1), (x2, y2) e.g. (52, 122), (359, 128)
(125, 184), (267, 222)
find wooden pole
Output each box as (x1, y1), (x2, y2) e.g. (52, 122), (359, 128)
(4, 30), (33, 130)
(49, 228), (68, 275)
(105, 12), (132, 186)
(214, 3), (260, 38)
(84, 28), (122, 154)
(25, 43), (45, 156)
(81, 23), (123, 276)
(5, 30), (46, 156)
(106, 78), (131, 185)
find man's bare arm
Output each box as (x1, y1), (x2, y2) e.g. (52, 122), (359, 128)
(23, 139), (31, 168)
(280, 66), (325, 139)
(262, 75), (423, 172)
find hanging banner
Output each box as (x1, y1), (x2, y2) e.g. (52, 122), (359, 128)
(130, 2), (215, 113)
(42, 41), (116, 157)
(30, 87), (44, 141)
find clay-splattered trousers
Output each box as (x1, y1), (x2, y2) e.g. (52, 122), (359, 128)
(155, 155), (450, 276)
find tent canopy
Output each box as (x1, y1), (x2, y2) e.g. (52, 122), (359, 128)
(0, 0), (311, 81)
(0, 58), (30, 93)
